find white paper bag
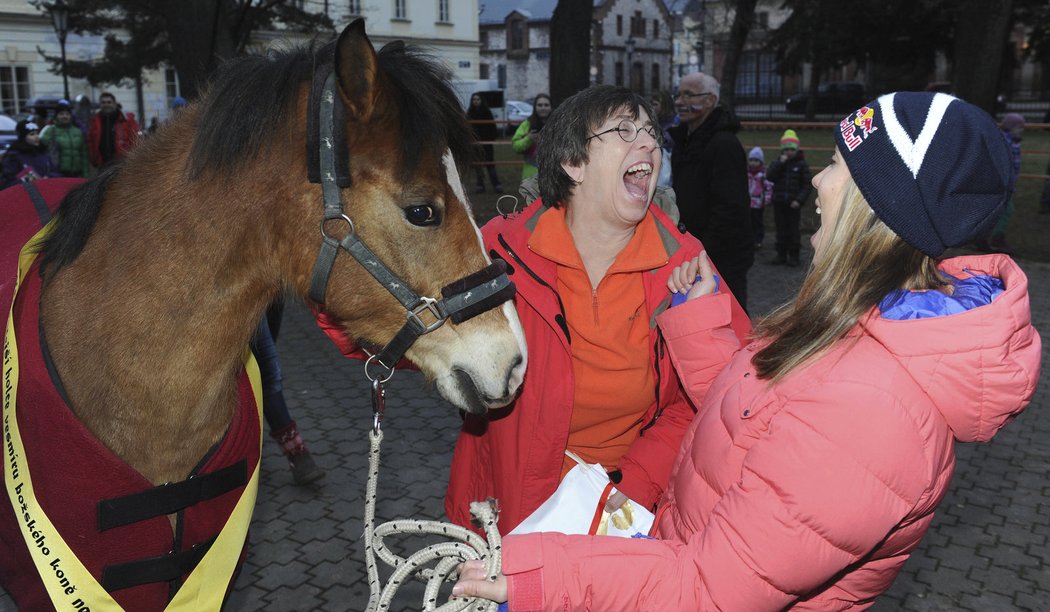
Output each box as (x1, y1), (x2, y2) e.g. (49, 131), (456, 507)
(509, 451), (655, 538)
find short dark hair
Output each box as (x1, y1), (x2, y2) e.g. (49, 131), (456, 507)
(99, 92), (116, 102)
(537, 85), (656, 208)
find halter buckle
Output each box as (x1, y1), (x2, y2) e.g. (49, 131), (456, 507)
(407, 297), (445, 334)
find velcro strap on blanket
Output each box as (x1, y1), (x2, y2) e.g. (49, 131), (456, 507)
(96, 460), (248, 531)
(101, 536), (217, 592)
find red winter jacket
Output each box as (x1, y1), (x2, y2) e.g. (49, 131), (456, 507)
(444, 199), (750, 534)
(87, 110), (140, 167)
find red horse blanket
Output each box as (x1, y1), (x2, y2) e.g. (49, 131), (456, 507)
(1, 180), (263, 610)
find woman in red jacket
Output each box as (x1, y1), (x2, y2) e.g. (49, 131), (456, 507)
(453, 92), (1041, 610)
(445, 85), (750, 535)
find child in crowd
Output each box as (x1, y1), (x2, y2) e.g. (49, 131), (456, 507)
(747, 146), (773, 249)
(766, 129), (811, 266)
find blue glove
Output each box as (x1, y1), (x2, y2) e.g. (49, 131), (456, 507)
(670, 274), (720, 307)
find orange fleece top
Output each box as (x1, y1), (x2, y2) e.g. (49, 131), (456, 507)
(528, 207), (669, 478)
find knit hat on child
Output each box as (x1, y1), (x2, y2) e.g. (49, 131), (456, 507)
(834, 92), (1012, 258)
(748, 146), (765, 163)
(779, 129), (800, 150)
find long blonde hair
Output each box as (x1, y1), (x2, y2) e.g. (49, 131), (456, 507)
(752, 180), (947, 381)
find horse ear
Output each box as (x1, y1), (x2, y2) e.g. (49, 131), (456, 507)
(334, 18), (379, 121)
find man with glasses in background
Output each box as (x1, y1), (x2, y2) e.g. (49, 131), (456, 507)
(669, 72), (754, 312)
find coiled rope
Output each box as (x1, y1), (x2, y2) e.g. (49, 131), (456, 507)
(363, 421), (503, 611)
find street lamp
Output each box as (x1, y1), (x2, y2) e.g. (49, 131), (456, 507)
(625, 36), (635, 90)
(49, 0), (70, 101)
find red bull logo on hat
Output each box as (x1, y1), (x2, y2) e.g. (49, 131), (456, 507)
(839, 106), (877, 152)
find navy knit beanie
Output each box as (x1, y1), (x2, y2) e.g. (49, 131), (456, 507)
(835, 92), (1013, 258)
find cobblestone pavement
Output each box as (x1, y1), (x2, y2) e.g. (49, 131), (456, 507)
(3, 247), (1048, 611)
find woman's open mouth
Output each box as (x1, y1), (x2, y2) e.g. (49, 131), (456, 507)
(624, 161), (653, 198)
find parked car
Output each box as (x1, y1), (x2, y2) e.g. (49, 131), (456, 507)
(785, 81), (866, 114)
(0, 114), (16, 151)
(504, 100), (533, 135)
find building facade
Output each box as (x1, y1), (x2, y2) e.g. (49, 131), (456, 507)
(0, 0), (482, 125)
(479, 0), (675, 103)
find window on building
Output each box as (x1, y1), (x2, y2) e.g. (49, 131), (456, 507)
(480, 30), (489, 48)
(653, 19), (659, 39)
(615, 62), (624, 87)
(438, 0), (449, 22)
(631, 11), (645, 37)
(394, 0), (407, 19)
(651, 63), (660, 92)
(616, 15), (623, 36)
(735, 50), (781, 99)
(480, 63), (490, 80)
(630, 62), (643, 92)
(756, 11), (769, 29)
(0, 66), (30, 116)
(497, 64), (507, 89)
(508, 16), (528, 58)
(348, 0), (361, 15)
(165, 67), (180, 101)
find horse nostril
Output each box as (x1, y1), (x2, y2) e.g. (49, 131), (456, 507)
(452, 367), (488, 415)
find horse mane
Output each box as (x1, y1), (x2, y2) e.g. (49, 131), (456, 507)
(39, 163), (121, 278)
(37, 35), (473, 277)
(188, 37), (473, 181)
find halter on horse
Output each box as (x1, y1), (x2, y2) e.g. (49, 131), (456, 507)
(1, 19), (525, 610)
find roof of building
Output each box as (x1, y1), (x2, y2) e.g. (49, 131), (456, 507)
(479, 0), (603, 25)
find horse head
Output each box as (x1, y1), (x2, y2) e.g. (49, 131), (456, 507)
(296, 21), (527, 414)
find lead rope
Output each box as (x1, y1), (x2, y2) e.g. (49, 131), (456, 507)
(363, 371), (503, 612)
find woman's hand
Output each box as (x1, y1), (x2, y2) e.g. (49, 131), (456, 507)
(604, 490), (629, 513)
(667, 252), (718, 301)
(451, 560), (508, 603)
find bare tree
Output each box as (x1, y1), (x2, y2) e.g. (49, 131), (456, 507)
(549, 0), (593, 106)
(718, 0), (758, 109)
(953, 0), (1014, 113)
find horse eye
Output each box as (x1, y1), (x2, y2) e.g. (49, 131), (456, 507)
(404, 204), (441, 227)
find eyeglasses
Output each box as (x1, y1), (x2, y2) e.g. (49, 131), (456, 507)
(674, 91), (714, 100)
(587, 119), (662, 145)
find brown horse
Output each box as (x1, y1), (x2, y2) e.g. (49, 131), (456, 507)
(1, 20), (525, 609)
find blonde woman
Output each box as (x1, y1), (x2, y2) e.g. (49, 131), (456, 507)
(454, 92), (1041, 610)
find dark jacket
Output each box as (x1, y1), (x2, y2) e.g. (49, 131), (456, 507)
(766, 151), (813, 205)
(1, 142), (59, 189)
(669, 106), (752, 256)
(467, 105), (499, 142)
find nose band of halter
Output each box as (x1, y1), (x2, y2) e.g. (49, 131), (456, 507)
(306, 65), (516, 369)
(441, 259), (516, 324)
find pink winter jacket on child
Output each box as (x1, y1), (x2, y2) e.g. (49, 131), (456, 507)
(501, 254), (1041, 611)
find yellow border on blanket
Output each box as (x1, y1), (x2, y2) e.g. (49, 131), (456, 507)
(3, 221), (263, 611)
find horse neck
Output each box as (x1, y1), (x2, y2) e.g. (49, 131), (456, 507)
(40, 140), (308, 483)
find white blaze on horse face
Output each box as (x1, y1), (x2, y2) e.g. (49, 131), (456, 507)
(425, 149), (527, 411)
(443, 149), (470, 214)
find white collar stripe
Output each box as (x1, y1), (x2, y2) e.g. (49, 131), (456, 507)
(880, 92), (955, 178)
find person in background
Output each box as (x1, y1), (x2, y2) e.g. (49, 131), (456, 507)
(252, 301), (325, 485)
(766, 129), (812, 267)
(669, 71), (754, 312)
(40, 100), (90, 178)
(747, 146), (773, 249)
(453, 91), (1041, 612)
(28, 103), (50, 128)
(87, 91), (140, 168)
(445, 84), (750, 535)
(511, 93), (552, 180)
(466, 93), (503, 194)
(650, 90), (677, 189)
(978, 112), (1024, 253)
(651, 90), (678, 151)
(1041, 108), (1050, 215)
(1, 120), (59, 189)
